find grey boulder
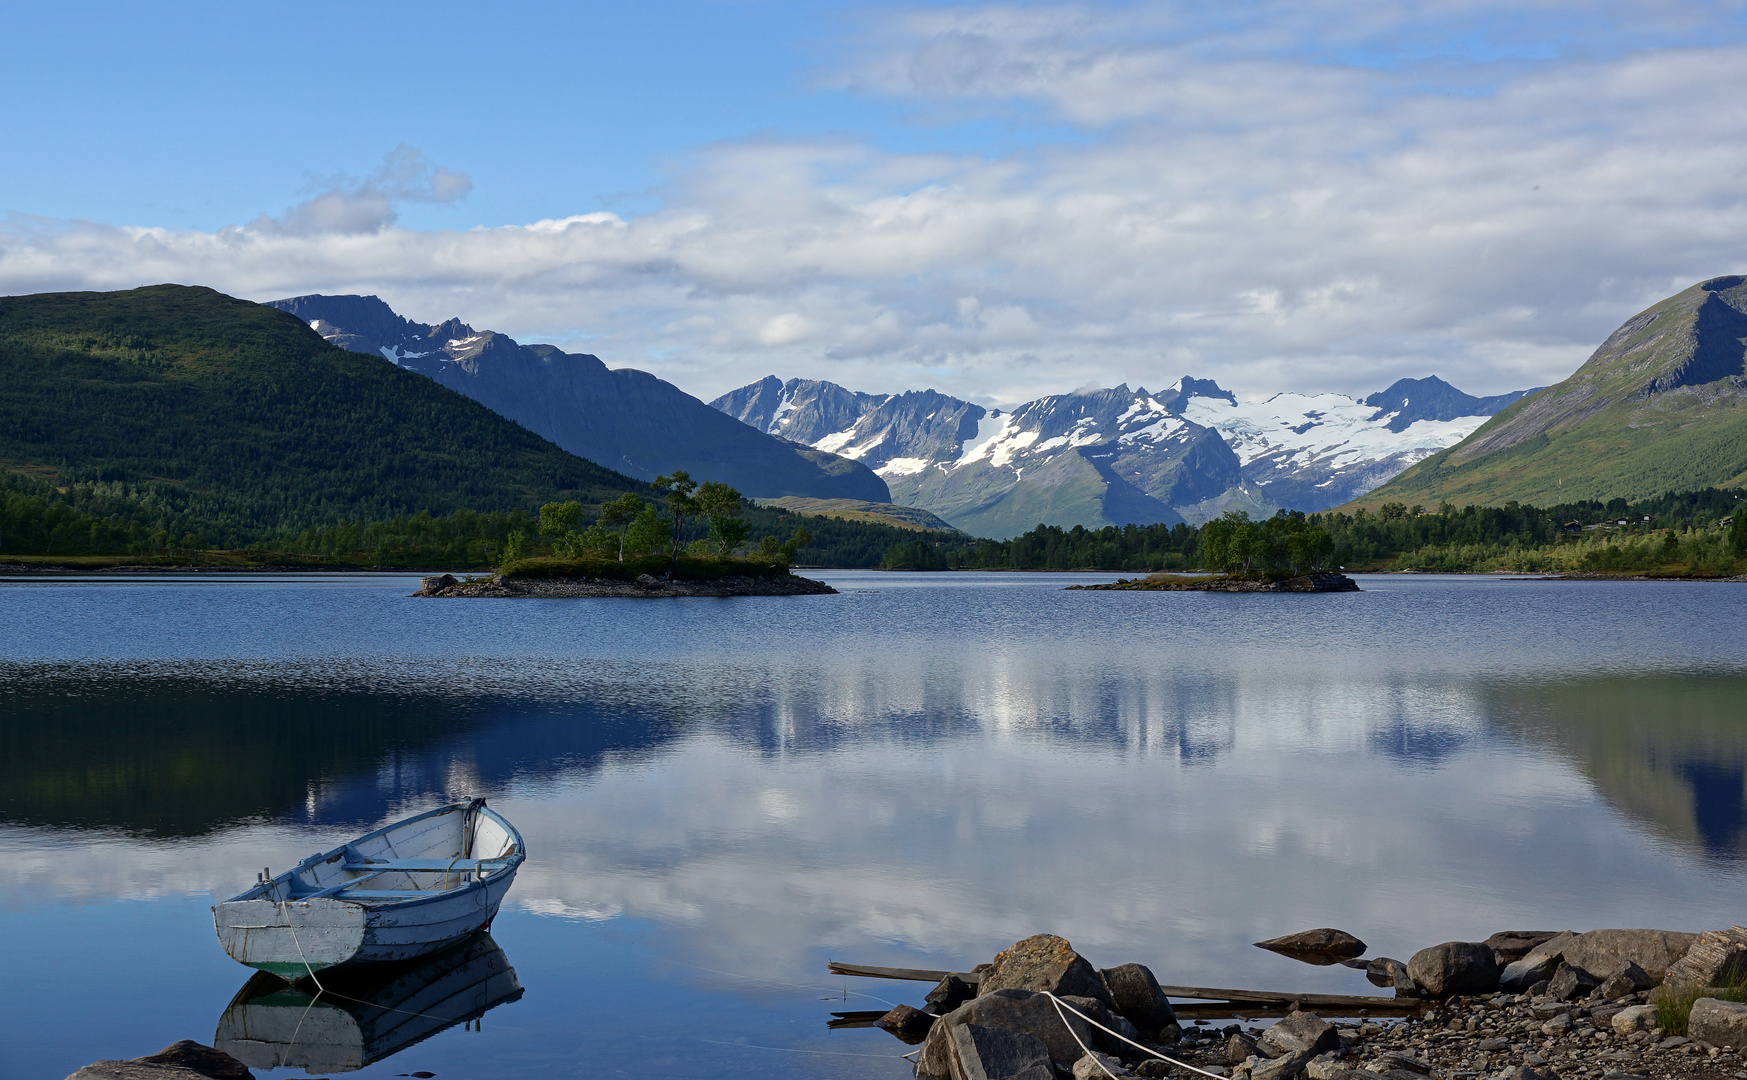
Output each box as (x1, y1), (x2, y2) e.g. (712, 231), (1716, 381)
(1370, 1051), (1432, 1075)
(417, 573), (457, 594)
(1556, 929), (1698, 983)
(916, 989), (1124, 1078)
(1688, 997), (1747, 1049)
(1611, 1004), (1658, 1034)
(67, 1062), (207, 1069)
(876, 1003), (936, 1043)
(1253, 929), (1367, 960)
(1100, 963), (1179, 1039)
(1540, 1013), (1573, 1037)
(1257, 1012), (1340, 1059)
(981, 934), (1113, 1007)
(950, 1023), (1060, 1080)
(1500, 929), (1577, 989)
(1071, 1051), (1130, 1080)
(928, 974), (979, 1015)
(1406, 941), (1499, 997)
(1663, 927), (1747, 992)
(1228, 1032), (1259, 1063)
(1483, 931), (1565, 964)
(1597, 959), (1654, 1001)
(1546, 960), (1600, 1001)
(66, 1042), (253, 1080)
(1251, 1047), (1315, 1080)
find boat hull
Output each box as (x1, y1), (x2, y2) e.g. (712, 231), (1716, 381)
(215, 930), (523, 1072)
(213, 868), (519, 977)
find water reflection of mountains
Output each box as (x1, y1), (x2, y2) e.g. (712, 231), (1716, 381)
(1480, 674), (1747, 860)
(6, 664), (1746, 859)
(216, 931), (522, 1073)
(0, 668), (695, 836)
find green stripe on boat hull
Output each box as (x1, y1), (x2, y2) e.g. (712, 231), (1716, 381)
(249, 960), (335, 979)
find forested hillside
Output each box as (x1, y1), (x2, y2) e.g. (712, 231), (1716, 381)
(885, 489), (1747, 574)
(1358, 275), (1747, 508)
(0, 285), (641, 549)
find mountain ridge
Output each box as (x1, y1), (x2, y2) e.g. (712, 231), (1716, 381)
(269, 295), (890, 503)
(0, 285), (642, 545)
(1354, 275), (1747, 508)
(712, 372), (1531, 536)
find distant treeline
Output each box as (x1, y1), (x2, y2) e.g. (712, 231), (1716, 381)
(6, 465), (1745, 575)
(883, 489), (1747, 575)
(0, 471), (953, 569)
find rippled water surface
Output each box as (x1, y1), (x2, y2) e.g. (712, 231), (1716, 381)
(6, 571), (1747, 1079)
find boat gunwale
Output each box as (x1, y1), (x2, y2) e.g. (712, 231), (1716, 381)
(218, 800), (527, 909)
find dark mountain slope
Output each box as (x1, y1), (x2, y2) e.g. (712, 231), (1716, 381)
(1357, 275), (1747, 508)
(272, 295), (889, 502)
(1362, 376), (1540, 433)
(0, 285), (640, 544)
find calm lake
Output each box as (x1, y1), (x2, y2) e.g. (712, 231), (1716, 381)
(5, 571), (1747, 1079)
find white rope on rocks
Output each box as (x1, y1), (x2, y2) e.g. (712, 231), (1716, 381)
(1044, 991), (1234, 1080)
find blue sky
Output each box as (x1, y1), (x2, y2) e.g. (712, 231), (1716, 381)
(5, 1), (1747, 405)
(2, 1), (1071, 229)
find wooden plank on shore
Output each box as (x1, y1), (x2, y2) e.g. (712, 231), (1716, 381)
(1155, 985), (1403, 1008)
(828, 962), (982, 984)
(826, 963), (1404, 1010)
(1172, 1001), (1421, 1019)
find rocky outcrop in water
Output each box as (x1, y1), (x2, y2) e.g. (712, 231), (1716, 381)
(413, 572), (837, 598)
(1068, 573), (1359, 593)
(66, 1041), (251, 1080)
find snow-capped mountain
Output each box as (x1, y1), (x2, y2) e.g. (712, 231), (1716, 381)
(1175, 376), (1538, 514)
(269, 295), (890, 502)
(712, 374), (1537, 537)
(715, 379), (1237, 538)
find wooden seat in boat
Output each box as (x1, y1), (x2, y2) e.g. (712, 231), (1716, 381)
(341, 858), (508, 872)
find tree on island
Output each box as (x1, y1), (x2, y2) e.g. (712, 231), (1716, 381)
(695, 480), (752, 556)
(597, 492), (645, 561)
(626, 506), (672, 556)
(651, 472), (700, 570)
(756, 527), (812, 566)
(538, 500), (583, 551)
(1201, 510), (1333, 575)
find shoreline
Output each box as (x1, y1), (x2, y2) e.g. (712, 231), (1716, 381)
(4, 560), (1745, 583)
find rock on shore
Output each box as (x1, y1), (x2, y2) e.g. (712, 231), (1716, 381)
(413, 572), (837, 598)
(66, 1040), (251, 1080)
(880, 928), (1747, 1080)
(1067, 573), (1359, 593)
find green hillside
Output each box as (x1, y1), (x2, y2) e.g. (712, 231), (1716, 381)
(0, 284), (641, 547)
(1354, 275), (1747, 509)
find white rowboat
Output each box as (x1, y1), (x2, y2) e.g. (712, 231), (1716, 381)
(212, 799), (524, 980)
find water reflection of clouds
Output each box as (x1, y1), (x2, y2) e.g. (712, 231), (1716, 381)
(10, 663), (1747, 1000)
(8, 574), (1747, 1003)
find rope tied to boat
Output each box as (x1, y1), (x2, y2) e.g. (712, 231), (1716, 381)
(271, 900), (326, 994)
(1043, 992), (1232, 1080)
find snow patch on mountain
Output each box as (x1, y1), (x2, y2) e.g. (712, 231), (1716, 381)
(1180, 391), (1490, 469)
(712, 371), (1532, 534)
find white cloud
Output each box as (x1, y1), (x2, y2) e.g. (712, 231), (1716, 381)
(251, 144), (474, 236)
(5, 4), (1747, 405)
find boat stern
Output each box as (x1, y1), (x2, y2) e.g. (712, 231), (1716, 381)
(212, 898), (367, 980)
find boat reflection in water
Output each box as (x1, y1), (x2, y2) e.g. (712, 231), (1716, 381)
(214, 931), (522, 1073)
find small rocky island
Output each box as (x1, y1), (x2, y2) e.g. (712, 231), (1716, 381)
(845, 926), (1747, 1080)
(1068, 572), (1360, 593)
(413, 554), (837, 598)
